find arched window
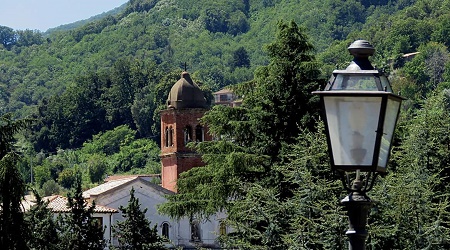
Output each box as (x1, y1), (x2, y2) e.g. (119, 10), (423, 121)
(184, 126), (192, 145)
(161, 222), (170, 240)
(165, 127), (169, 147)
(219, 221), (227, 236)
(168, 126), (173, 146)
(195, 125), (204, 142)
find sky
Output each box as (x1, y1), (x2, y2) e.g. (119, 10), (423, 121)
(0, 0), (129, 31)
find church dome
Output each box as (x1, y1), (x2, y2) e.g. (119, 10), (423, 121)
(167, 71), (207, 109)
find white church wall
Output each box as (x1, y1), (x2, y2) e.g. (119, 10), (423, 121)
(87, 177), (224, 249)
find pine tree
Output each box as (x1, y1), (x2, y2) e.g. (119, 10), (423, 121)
(112, 187), (164, 250)
(25, 191), (59, 250)
(160, 20), (325, 249)
(367, 88), (450, 249)
(0, 114), (31, 250)
(58, 176), (105, 250)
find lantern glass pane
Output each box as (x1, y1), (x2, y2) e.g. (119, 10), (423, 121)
(331, 74), (378, 90)
(379, 75), (393, 92)
(324, 96), (382, 166)
(378, 97), (401, 169)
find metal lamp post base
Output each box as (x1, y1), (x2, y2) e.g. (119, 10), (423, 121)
(341, 191), (372, 250)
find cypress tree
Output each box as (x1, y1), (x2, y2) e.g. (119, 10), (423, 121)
(0, 114), (31, 250)
(112, 187), (164, 250)
(58, 176), (105, 250)
(25, 191), (59, 250)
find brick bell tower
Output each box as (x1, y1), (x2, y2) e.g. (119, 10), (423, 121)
(160, 71), (212, 192)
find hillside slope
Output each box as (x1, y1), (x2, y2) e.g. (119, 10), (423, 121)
(2, 0), (450, 122)
(0, 0), (406, 116)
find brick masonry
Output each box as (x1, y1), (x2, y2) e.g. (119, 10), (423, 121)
(160, 108), (212, 192)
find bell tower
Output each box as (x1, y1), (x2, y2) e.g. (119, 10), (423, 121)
(160, 71), (211, 192)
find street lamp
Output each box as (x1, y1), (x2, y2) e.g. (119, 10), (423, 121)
(313, 40), (405, 250)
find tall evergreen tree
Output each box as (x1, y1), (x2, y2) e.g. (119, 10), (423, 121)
(25, 191), (59, 250)
(58, 176), (105, 250)
(160, 20), (324, 249)
(0, 114), (31, 250)
(367, 88), (450, 249)
(112, 188), (164, 250)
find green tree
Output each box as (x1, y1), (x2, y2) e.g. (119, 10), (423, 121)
(33, 163), (52, 188)
(401, 42), (450, 100)
(0, 26), (16, 49)
(15, 30), (44, 47)
(103, 59), (154, 129)
(112, 188), (164, 250)
(231, 47), (251, 69)
(227, 10), (249, 35)
(368, 89), (450, 249)
(81, 125), (135, 156)
(41, 179), (61, 196)
(25, 191), (59, 250)
(131, 85), (157, 138)
(112, 138), (161, 173)
(87, 154), (108, 183)
(204, 8), (228, 33)
(57, 168), (77, 189)
(0, 114), (31, 250)
(58, 176), (105, 250)
(160, 20), (323, 249)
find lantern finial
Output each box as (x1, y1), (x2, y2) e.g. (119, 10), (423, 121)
(347, 40), (375, 70)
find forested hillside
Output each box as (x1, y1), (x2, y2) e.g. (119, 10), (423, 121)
(44, 3), (128, 34)
(1, 0), (427, 118)
(1, 0), (450, 248)
(0, 0), (449, 219)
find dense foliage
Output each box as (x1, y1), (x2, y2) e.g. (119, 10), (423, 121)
(26, 192), (59, 250)
(0, 114), (31, 249)
(160, 20), (326, 249)
(112, 188), (165, 250)
(57, 176), (106, 250)
(1, 0), (450, 248)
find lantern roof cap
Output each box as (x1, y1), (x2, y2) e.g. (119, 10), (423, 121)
(348, 40), (375, 58)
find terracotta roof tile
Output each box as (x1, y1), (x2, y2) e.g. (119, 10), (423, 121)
(104, 174), (159, 182)
(44, 195), (117, 213)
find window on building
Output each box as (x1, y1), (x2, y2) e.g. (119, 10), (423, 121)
(92, 217), (103, 228)
(165, 127), (169, 147)
(190, 220), (201, 242)
(195, 125), (204, 142)
(168, 126), (173, 146)
(161, 222), (170, 240)
(219, 221), (227, 236)
(184, 126), (192, 145)
(219, 94), (228, 102)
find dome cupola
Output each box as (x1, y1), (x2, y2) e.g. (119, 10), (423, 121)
(167, 71), (207, 109)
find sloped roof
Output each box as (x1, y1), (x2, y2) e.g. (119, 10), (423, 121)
(44, 195), (117, 213)
(83, 177), (136, 198)
(104, 174), (159, 182)
(21, 194), (37, 212)
(213, 88), (233, 95)
(83, 176), (174, 199)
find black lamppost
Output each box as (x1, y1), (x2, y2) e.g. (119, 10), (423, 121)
(313, 40), (405, 250)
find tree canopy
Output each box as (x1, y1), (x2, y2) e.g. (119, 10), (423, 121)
(0, 114), (31, 250)
(112, 188), (165, 250)
(160, 20), (326, 249)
